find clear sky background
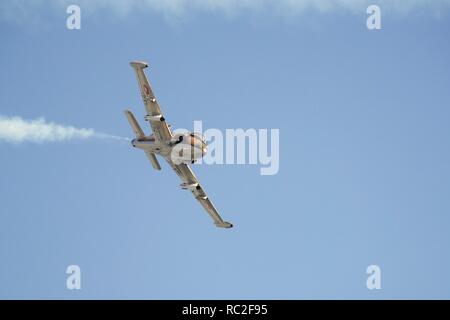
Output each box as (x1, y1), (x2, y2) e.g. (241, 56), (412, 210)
(1, 0), (450, 299)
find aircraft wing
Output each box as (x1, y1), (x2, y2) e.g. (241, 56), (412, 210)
(130, 61), (173, 142)
(165, 158), (233, 228)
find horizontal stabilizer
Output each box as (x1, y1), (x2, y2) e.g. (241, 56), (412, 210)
(124, 109), (145, 139)
(145, 151), (162, 171)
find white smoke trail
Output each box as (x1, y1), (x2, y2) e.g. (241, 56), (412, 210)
(0, 115), (128, 144)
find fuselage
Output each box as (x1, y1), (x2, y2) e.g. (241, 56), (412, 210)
(131, 132), (207, 164)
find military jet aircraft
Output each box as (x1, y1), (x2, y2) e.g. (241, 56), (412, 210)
(125, 61), (233, 228)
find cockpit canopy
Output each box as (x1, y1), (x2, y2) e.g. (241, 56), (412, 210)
(170, 132), (207, 164)
(189, 132), (207, 148)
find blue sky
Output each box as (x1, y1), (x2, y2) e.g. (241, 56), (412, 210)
(1, 1), (450, 299)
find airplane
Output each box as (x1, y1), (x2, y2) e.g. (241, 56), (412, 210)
(124, 61), (233, 228)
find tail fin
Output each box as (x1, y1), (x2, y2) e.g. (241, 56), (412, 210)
(124, 109), (145, 139)
(124, 109), (162, 171)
